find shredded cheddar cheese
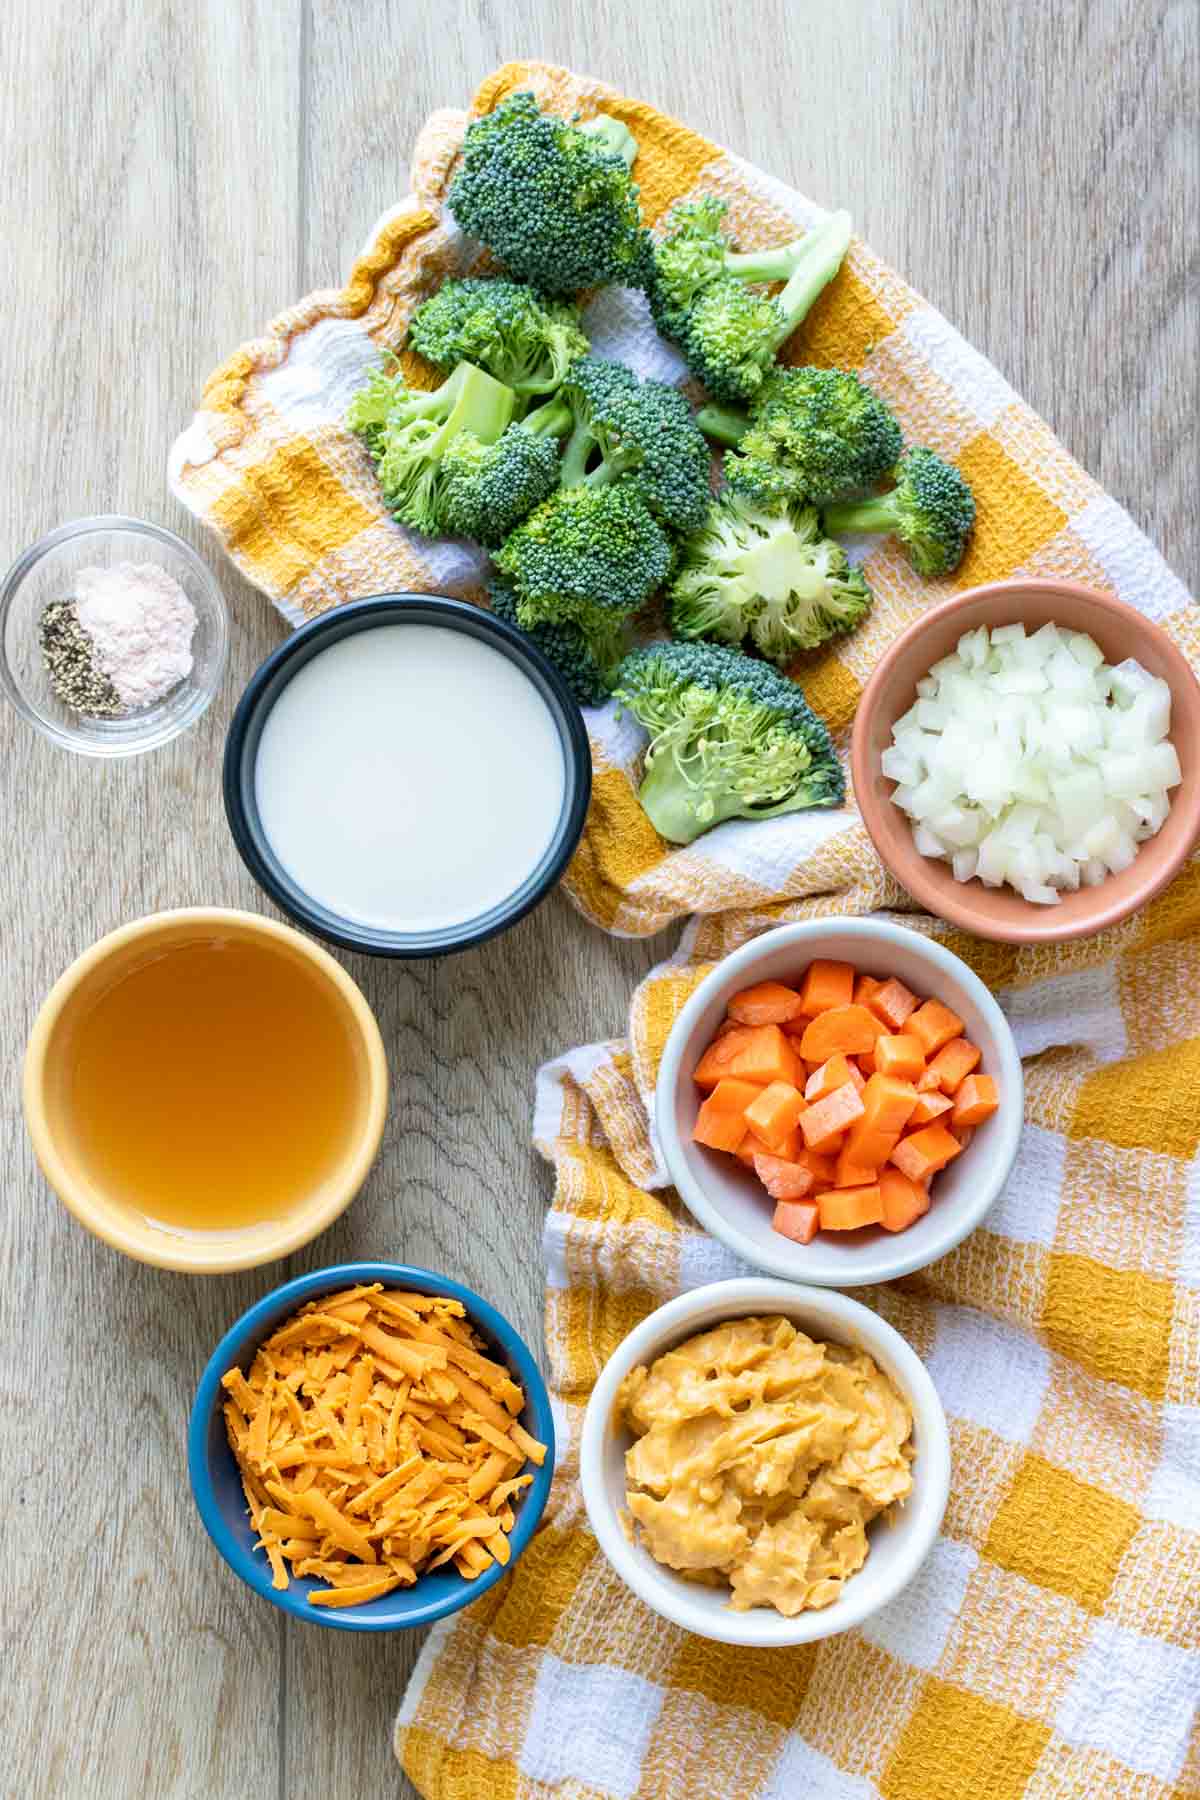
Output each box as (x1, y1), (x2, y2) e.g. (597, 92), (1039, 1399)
(221, 1285), (546, 1609)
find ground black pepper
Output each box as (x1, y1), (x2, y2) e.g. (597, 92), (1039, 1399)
(38, 599), (125, 717)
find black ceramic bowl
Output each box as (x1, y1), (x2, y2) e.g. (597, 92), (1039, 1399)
(224, 594), (592, 958)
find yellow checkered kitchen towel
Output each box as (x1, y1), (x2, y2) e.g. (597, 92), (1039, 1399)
(169, 60), (1200, 1799)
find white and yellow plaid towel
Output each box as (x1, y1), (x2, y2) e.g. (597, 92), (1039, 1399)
(169, 60), (1199, 1800)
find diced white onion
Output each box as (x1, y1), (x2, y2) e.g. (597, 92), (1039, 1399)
(883, 625), (1177, 904)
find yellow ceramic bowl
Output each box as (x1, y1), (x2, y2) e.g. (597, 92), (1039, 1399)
(23, 908), (388, 1273)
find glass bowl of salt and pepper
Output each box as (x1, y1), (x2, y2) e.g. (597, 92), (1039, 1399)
(0, 516), (229, 757)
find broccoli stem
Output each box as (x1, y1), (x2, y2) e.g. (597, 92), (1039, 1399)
(561, 420), (596, 486)
(425, 362), (516, 457)
(576, 113), (638, 169)
(637, 745), (828, 844)
(822, 494), (898, 536)
(524, 397), (573, 437)
(695, 402), (750, 447)
(764, 210), (853, 352)
(723, 241), (809, 283)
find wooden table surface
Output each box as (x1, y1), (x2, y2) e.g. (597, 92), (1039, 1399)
(2, 3), (1195, 1796)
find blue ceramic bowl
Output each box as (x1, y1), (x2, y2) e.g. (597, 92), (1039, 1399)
(189, 1261), (555, 1632)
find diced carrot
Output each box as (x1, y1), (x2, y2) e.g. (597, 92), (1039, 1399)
(908, 1089), (953, 1128)
(834, 1144), (883, 1187)
(741, 1124), (802, 1164)
(874, 1033), (926, 1082)
(916, 1066), (942, 1093)
(952, 1073), (998, 1128)
(715, 1017), (742, 1036)
(755, 1155), (814, 1203)
(798, 1005), (882, 1062)
(798, 959), (856, 1015)
(727, 981), (805, 1026)
(799, 1081), (865, 1152)
(798, 1148), (837, 1185)
(858, 1046), (877, 1075)
(839, 1115), (901, 1171)
(693, 1027), (755, 1089)
(743, 1081), (806, 1151)
(890, 1123), (963, 1181)
(928, 1037), (981, 1095)
(867, 977), (919, 1032)
(736, 1129), (775, 1167)
(817, 1184), (884, 1230)
(860, 1072), (920, 1137)
(693, 1078), (760, 1152)
(804, 1053), (863, 1102)
(908, 998), (965, 1057)
(879, 1168), (931, 1233)
(953, 1125), (975, 1151)
(724, 1024), (799, 1088)
(771, 1198), (819, 1242)
(853, 973), (882, 1005)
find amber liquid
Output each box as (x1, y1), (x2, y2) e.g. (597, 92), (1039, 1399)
(66, 936), (362, 1233)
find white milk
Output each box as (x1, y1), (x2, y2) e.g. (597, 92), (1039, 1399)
(254, 624), (567, 932)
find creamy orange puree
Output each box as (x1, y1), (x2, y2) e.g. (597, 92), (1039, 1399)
(616, 1314), (914, 1615)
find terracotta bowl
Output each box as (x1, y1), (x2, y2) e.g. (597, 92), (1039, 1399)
(851, 580), (1200, 944)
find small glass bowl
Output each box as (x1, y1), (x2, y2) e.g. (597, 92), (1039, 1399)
(0, 515), (229, 757)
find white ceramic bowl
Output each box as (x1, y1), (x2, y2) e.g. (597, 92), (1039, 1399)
(655, 918), (1023, 1285)
(579, 1278), (951, 1646)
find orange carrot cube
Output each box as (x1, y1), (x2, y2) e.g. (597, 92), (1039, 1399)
(928, 1037), (981, 1095)
(907, 1089), (954, 1128)
(805, 1053), (864, 1102)
(799, 1081), (866, 1153)
(743, 1081), (807, 1151)
(867, 977), (919, 1032)
(908, 999), (966, 1057)
(890, 1123), (963, 1181)
(952, 1074), (998, 1128)
(693, 1027), (755, 1089)
(723, 1024), (799, 1088)
(692, 1078), (760, 1153)
(755, 1155), (815, 1203)
(873, 1033), (926, 1082)
(817, 1184), (884, 1230)
(853, 973), (883, 1006)
(798, 1147), (838, 1185)
(771, 1197), (819, 1242)
(860, 1072), (921, 1136)
(798, 959), (855, 1014)
(879, 1168), (931, 1233)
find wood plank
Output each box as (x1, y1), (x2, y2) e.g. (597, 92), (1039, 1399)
(0, 2), (301, 1796)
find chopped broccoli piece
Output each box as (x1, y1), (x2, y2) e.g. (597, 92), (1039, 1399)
(719, 366), (903, 507)
(438, 423), (562, 546)
(669, 491), (873, 664)
(447, 92), (651, 296)
(487, 576), (611, 707)
(646, 200), (852, 404)
(542, 355), (711, 533)
(495, 483), (672, 675)
(614, 640), (844, 843)
(347, 359), (516, 535)
(823, 446), (976, 577)
(407, 278), (588, 406)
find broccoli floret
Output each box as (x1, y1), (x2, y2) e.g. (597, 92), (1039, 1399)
(715, 366), (903, 507)
(822, 446), (976, 577)
(495, 483), (672, 675)
(438, 423), (562, 546)
(669, 491), (873, 664)
(487, 576), (611, 707)
(533, 356), (711, 533)
(347, 359), (516, 535)
(614, 640), (844, 843)
(647, 200), (852, 404)
(407, 278), (588, 406)
(447, 92), (651, 296)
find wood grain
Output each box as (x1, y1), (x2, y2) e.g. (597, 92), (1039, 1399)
(2, 1), (1195, 1797)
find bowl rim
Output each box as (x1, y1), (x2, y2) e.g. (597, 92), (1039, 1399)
(21, 907), (388, 1272)
(850, 577), (1200, 944)
(188, 1260), (556, 1631)
(0, 512), (230, 759)
(655, 917), (1024, 1284)
(579, 1277), (951, 1646)
(222, 592), (593, 959)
